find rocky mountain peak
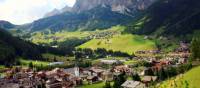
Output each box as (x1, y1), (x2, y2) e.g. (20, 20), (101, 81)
(72, 0), (157, 13)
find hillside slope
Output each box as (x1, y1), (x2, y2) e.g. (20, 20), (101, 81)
(126, 0), (200, 37)
(158, 66), (200, 88)
(78, 34), (156, 54)
(0, 20), (15, 30)
(0, 28), (43, 65)
(20, 6), (134, 32)
(16, 0), (157, 32)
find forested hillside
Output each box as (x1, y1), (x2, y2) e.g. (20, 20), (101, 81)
(126, 0), (200, 37)
(0, 28), (72, 66)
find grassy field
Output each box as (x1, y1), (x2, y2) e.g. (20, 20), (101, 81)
(0, 65), (5, 69)
(124, 60), (138, 65)
(31, 31), (90, 44)
(158, 66), (200, 88)
(19, 59), (49, 67)
(30, 25), (125, 45)
(79, 34), (156, 54)
(77, 81), (114, 88)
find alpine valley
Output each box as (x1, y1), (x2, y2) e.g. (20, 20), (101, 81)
(0, 0), (200, 88)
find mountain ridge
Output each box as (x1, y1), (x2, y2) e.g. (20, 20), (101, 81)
(15, 0), (156, 32)
(0, 20), (16, 30)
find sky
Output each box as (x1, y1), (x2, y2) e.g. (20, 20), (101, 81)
(0, 0), (76, 25)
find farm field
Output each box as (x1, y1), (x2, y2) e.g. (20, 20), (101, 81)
(79, 34), (156, 54)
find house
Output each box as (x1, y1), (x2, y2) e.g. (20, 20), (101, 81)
(102, 71), (113, 81)
(142, 76), (158, 83)
(46, 78), (62, 88)
(89, 67), (105, 78)
(19, 78), (42, 88)
(13, 72), (29, 79)
(48, 62), (64, 66)
(86, 76), (99, 84)
(100, 60), (118, 65)
(113, 65), (132, 75)
(0, 83), (19, 88)
(121, 80), (146, 88)
(64, 67), (80, 77)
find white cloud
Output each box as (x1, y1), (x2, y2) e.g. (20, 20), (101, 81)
(0, 0), (76, 25)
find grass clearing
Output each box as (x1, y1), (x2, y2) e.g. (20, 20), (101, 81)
(124, 60), (138, 65)
(0, 65), (5, 69)
(77, 81), (114, 88)
(79, 34), (156, 54)
(19, 59), (49, 67)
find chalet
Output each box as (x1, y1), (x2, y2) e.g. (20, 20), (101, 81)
(135, 50), (160, 54)
(100, 60), (119, 65)
(121, 80), (146, 88)
(48, 62), (64, 66)
(175, 42), (190, 53)
(112, 65), (132, 75)
(64, 67), (80, 77)
(142, 76), (158, 84)
(46, 78), (62, 88)
(86, 76), (99, 84)
(102, 71), (113, 81)
(89, 67), (105, 78)
(71, 77), (83, 85)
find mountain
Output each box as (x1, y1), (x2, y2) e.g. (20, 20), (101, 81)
(61, 5), (72, 13)
(44, 6), (72, 18)
(18, 0), (156, 32)
(44, 9), (61, 17)
(0, 20), (15, 30)
(22, 6), (134, 32)
(126, 0), (200, 37)
(72, 0), (156, 14)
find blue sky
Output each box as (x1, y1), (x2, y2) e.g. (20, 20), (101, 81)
(0, 0), (76, 25)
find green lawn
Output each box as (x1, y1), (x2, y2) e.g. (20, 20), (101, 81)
(124, 60), (138, 65)
(0, 65), (5, 69)
(31, 31), (90, 44)
(158, 66), (200, 88)
(79, 34), (156, 54)
(77, 81), (114, 88)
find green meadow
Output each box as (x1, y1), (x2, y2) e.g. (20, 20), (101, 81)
(79, 34), (156, 54)
(19, 59), (49, 67)
(158, 66), (200, 88)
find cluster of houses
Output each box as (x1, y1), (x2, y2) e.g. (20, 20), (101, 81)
(0, 67), (81, 88)
(0, 41), (191, 88)
(135, 50), (161, 55)
(0, 63), (160, 88)
(88, 30), (120, 39)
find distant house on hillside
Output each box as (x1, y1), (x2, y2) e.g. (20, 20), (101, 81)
(142, 76), (158, 85)
(121, 80), (146, 88)
(48, 62), (64, 66)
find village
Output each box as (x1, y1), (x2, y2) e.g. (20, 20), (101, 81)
(0, 42), (191, 88)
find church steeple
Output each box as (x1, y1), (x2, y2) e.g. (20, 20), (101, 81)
(74, 63), (79, 77)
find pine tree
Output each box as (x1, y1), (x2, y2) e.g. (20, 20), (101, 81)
(113, 72), (126, 88)
(191, 33), (200, 61)
(104, 81), (111, 88)
(132, 73), (141, 81)
(159, 67), (167, 80)
(28, 62), (33, 68)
